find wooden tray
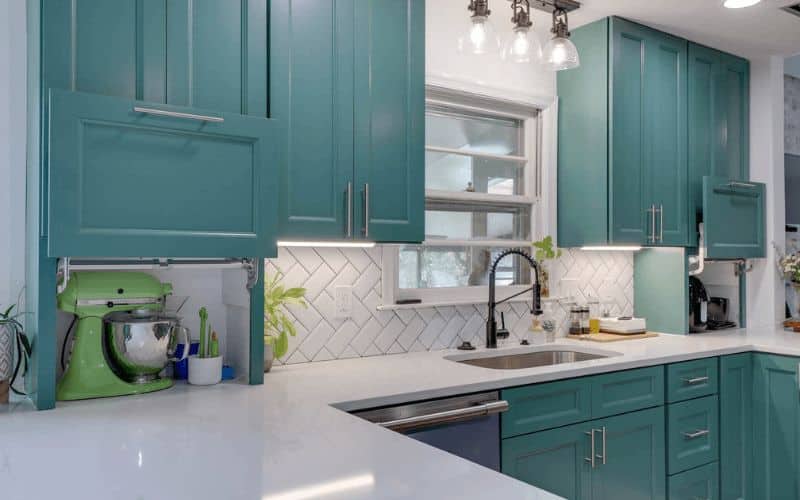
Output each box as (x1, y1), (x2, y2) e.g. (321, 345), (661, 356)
(567, 332), (659, 342)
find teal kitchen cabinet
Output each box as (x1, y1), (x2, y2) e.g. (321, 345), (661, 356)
(720, 353), (753, 500)
(666, 395), (719, 475)
(503, 406), (666, 500)
(42, 0), (277, 257)
(688, 44), (749, 246)
(666, 357), (719, 403)
(753, 354), (800, 499)
(501, 377), (592, 437)
(558, 17), (688, 247)
(272, 0), (425, 243)
(668, 462), (719, 500)
(702, 177), (765, 259)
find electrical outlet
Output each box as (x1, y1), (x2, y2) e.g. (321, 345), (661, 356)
(335, 285), (353, 318)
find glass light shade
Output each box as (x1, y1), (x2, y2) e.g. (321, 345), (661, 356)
(723, 0), (761, 7)
(458, 15), (499, 55)
(542, 36), (580, 71)
(502, 27), (542, 64)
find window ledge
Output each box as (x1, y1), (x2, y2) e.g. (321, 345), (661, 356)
(376, 296), (565, 311)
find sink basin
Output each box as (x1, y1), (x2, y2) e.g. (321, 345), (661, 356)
(445, 346), (619, 370)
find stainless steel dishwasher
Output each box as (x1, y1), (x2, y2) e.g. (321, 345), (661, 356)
(353, 391), (508, 471)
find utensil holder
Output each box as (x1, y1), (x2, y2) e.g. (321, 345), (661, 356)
(188, 355), (222, 386)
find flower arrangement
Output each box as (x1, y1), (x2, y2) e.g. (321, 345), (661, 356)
(780, 252), (800, 284)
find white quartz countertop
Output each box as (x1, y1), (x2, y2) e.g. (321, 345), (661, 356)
(6, 326), (800, 500)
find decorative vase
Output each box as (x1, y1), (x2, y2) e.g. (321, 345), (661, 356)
(264, 342), (274, 373)
(790, 282), (800, 319)
(0, 324), (12, 403)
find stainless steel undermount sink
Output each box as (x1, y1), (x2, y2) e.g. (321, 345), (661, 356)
(444, 346), (620, 370)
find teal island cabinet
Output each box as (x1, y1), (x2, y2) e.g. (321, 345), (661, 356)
(271, 0), (425, 243)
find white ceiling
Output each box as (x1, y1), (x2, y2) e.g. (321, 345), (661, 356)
(566, 0), (800, 59)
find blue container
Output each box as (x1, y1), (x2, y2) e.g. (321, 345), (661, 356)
(173, 341), (200, 380)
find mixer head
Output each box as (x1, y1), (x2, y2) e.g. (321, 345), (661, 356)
(57, 271), (173, 317)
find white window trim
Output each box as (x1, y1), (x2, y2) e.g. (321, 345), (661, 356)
(380, 82), (556, 309)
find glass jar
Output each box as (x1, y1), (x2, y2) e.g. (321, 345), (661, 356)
(580, 306), (590, 335)
(569, 306), (582, 335)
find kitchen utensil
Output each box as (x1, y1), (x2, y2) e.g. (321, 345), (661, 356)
(56, 271), (178, 401)
(598, 317), (647, 334)
(568, 332), (658, 342)
(105, 312), (190, 383)
(188, 355), (222, 385)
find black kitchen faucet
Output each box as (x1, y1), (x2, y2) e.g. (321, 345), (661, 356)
(486, 249), (543, 348)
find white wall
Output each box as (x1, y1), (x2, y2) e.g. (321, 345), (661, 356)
(748, 56), (786, 327)
(0, 0), (27, 308)
(786, 55), (800, 78)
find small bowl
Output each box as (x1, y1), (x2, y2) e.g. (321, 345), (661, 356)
(188, 355), (222, 386)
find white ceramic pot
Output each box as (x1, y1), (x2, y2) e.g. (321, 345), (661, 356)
(264, 342), (274, 373)
(188, 355), (222, 386)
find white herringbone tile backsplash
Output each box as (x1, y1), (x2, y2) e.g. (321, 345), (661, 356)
(266, 247), (634, 365)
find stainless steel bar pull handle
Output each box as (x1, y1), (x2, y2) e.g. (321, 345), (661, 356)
(133, 106), (224, 123)
(599, 426), (607, 465)
(683, 429), (710, 439)
(584, 429), (597, 468)
(726, 181), (757, 189)
(376, 400), (509, 432)
(362, 183), (370, 238)
(682, 376), (709, 385)
(647, 205), (656, 243)
(346, 182), (353, 238)
(658, 204), (663, 243)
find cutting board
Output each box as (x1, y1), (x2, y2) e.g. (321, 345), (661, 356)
(567, 332), (659, 342)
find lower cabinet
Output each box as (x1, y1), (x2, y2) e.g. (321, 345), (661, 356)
(753, 353), (800, 500)
(502, 406), (666, 500)
(668, 462), (719, 500)
(720, 353), (753, 500)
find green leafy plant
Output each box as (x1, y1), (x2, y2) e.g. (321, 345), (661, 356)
(532, 236), (562, 261)
(263, 272), (307, 360)
(1, 304), (32, 395)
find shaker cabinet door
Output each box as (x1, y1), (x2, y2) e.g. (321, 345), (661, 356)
(354, 0), (425, 243)
(47, 90), (279, 257)
(702, 176), (765, 259)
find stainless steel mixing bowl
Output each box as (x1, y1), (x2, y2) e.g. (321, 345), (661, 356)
(104, 311), (187, 383)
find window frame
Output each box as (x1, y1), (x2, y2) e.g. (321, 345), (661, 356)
(381, 84), (545, 307)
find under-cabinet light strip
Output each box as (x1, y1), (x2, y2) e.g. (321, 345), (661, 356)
(277, 240), (376, 248)
(580, 246), (642, 252)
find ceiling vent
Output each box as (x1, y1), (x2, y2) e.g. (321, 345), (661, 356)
(782, 2), (800, 18)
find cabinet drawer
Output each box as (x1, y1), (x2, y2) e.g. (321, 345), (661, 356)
(667, 357), (719, 403)
(668, 462), (719, 500)
(501, 378), (591, 438)
(591, 366), (665, 418)
(668, 395), (719, 474)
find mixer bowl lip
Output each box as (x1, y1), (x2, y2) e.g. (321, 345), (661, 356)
(105, 311), (182, 324)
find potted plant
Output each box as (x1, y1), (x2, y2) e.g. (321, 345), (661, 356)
(263, 272), (307, 372)
(778, 247), (800, 319)
(0, 304), (31, 403)
(531, 236), (562, 298)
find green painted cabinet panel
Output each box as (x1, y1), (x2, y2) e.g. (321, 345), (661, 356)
(591, 366), (665, 418)
(48, 90), (279, 257)
(354, 0), (425, 243)
(591, 407), (667, 500)
(271, 0), (355, 239)
(753, 354), (800, 500)
(666, 357), (719, 403)
(501, 378), (592, 438)
(668, 463), (719, 500)
(702, 177), (765, 259)
(688, 44), (750, 246)
(502, 420), (594, 500)
(720, 353), (753, 500)
(667, 395), (719, 474)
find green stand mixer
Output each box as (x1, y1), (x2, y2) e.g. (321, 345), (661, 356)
(57, 271), (189, 401)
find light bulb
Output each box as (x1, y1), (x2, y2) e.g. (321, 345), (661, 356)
(502, 27), (542, 64)
(459, 15), (499, 55)
(723, 0), (761, 7)
(542, 36), (580, 71)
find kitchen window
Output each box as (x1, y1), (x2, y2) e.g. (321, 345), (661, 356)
(383, 86), (542, 306)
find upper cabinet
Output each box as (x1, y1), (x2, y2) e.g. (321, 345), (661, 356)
(272, 0), (425, 243)
(558, 17), (688, 247)
(42, 0), (278, 258)
(688, 44), (750, 246)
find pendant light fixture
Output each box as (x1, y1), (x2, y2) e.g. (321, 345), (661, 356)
(502, 1), (542, 64)
(723, 0), (761, 8)
(459, 0), (501, 56)
(542, 7), (580, 71)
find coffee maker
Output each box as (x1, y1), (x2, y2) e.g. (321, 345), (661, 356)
(689, 276), (709, 332)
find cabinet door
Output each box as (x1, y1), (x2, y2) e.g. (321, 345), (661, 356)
(668, 462), (719, 500)
(688, 44), (750, 247)
(644, 29), (688, 246)
(702, 177), (765, 259)
(48, 90), (279, 257)
(609, 18), (648, 245)
(592, 406), (667, 500)
(753, 354), (800, 500)
(271, 0), (355, 239)
(502, 421), (594, 500)
(667, 395), (719, 475)
(354, 0), (425, 243)
(720, 353), (753, 500)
